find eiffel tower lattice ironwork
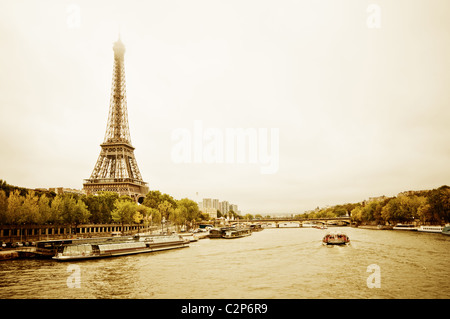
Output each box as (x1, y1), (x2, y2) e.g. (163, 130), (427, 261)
(83, 37), (148, 201)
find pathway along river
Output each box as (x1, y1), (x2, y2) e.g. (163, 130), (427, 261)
(0, 227), (449, 299)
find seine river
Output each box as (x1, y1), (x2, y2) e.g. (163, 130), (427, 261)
(0, 227), (449, 299)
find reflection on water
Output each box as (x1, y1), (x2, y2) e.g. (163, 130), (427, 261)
(1, 227), (449, 298)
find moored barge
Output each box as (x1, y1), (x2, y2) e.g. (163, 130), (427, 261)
(35, 235), (134, 258)
(208, 227), (252, 239)
(249, 224), (263, 232)
(52, 234), (189, 261)
(222, 228), (252, 239)
(208, 227), (235, 239)
(393, 224), (417, 231)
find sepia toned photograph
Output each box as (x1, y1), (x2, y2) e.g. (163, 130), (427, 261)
(0, 0), (449, 312)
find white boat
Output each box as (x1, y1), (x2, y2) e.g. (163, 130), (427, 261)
(301, 222), (315, 228)
(278, 222), (300, 228)
(179, 233), (199, 242)
(222, 228), (252, 239)
(417, 225), (444, 233)
(393, 224), (417, 231)
(52, 234), (189, 261)
(442, 225), (450, 236)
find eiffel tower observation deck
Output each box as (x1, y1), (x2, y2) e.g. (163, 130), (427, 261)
(83, 37), (148, 202)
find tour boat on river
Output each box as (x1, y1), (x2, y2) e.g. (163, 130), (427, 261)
(222, 228), (252, 239)
(208, 227), (235, 239)
(52, 234), (189, 261)
(249, 224), (263, 232)
(322, 232), (350, 245)
(208, 227), (252, 239)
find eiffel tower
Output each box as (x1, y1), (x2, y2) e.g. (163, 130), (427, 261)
(83, 37), (148, 202)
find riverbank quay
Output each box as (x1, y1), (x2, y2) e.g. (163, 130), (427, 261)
(0, 229), (210, 261)
(0, 223), (159, 243)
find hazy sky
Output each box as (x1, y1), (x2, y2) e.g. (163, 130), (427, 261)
(1, 0), (449, 215)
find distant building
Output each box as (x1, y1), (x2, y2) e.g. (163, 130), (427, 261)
(199, 198), (241, 219)
(203, 198), (212, 209)
(202, 208), (218, 219)
(398, 190), (425, 197)
(220, 201), (229, 215)
(212, 199), (219, 210)
(48, 187), (85, 196)
(367, 195), (387, 202)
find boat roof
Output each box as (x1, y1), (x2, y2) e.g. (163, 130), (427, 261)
(324, 231), (348, 235)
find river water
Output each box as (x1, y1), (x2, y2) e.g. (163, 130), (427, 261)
(0, 227), (449, 299)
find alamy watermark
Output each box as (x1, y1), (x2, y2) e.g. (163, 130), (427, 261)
(66, 264), (81, 288)
(171, 120), (279, 174)
(366, 264), (381, 288)
(66, 3), (81, 29)
(367, 4), (381, 29)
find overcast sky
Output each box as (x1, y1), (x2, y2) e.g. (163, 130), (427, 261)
(1, 0), (449, 215)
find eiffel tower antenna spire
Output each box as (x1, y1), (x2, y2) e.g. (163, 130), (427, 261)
(83, 37), (148, 202)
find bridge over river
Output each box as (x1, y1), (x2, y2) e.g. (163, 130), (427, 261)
(234, 217), (352, 227)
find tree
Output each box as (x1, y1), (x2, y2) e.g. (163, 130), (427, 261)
(49, 195), (64, 225)
(143, 190), (177, 210)
(83, 195), (101, 224)
(59, 195), (90, 236)
(119, 195), (134, 202)
(0, 189), (8, 224)
(361, 201), (383, 223)
(148, 207), (161, 225)
(417, 197), (431, 224)
(112, 199), (138, 234)
(21, 190), (40, 224)
(7, 189), (23, 225)
(176, 198), (200, 230)
(426, 186), (450, 223)
(244, 213), (254, 220)
(381, 197), (405, 223)
(143, 190), (163, 209)
(37, 194), (52, 224)
(171, 207), (184, 231)
(136, 204), (152, 232)
(73, 199), (91, 227)
(228, 210), (237, 220)
(351, 206), (364, 224)
(158, 200), (175, 220)
(133, 210), (144, 224)
(158, 200), (175, 232)
(99, 192), (120, 223)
